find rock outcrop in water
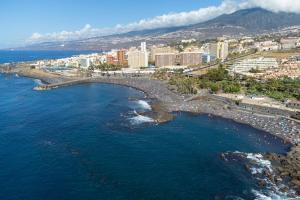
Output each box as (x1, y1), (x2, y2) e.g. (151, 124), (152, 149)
(265, 145), (300, 195)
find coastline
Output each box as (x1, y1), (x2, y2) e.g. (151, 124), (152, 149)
(4, 67), (299, 145)
(38, 76), (300, 143)
(2, 67), (300, 195)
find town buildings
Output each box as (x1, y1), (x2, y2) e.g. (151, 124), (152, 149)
(207, 43), (218, 58)
(127, 42), (149, 68)
(155, 52), (202, 67)
(150, 46), (178, 62)
(261, 59), (300, 79)
(280, 37), (300, 50)
(230, 57), (279, 75)
(217, 40), (229, 61)
(179, 52), (202, 66)
(79, 58), (91, 69)
(117, 49), (126, 65)
(155, 53), (177, 67)
(206, 41), (229, 61)
(106, 55), (115, 64)
(255, 41), (280, 52)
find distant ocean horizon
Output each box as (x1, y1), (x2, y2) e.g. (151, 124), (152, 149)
(0, 50), (101, 64)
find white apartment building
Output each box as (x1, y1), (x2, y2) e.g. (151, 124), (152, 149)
(150, 46), (178, 62)
(127, 42), (148, 68)
(79, 58), (91, 69)
(281, 37), (300, 50)
(230, 57), (279, 75)
(206, 41), (229, 61)
(255, 41), (280, 52)
(217, 41), (229, 61)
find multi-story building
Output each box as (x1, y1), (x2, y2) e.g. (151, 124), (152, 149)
(202, 54), (216, 63)
(127, 42), (148, 68)
(281, 37), (300, 50)
(207, 43), (218, 58)
(154, 52), (202, 67)
(155, 53), (176, 67)
(255, 41), (280, 52)
(179, 52), (202, 66)
(79, 58), (91, 69)
(230, 57), (278, 75)
(141, 42), (147, 52)
(217, 41), (229, 61)
(150, 46), (178, 62)
(106, 55), (115, 64)
(117, 49), (126, 65)
(207, 41), (229, 61)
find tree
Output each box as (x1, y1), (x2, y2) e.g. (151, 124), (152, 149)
(206, 65), (229, 81)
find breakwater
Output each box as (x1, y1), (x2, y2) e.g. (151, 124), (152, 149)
(34, 78), (92, 90)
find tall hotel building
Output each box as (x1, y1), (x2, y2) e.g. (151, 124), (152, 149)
(155, 53), (177, 67)
(155, 52), (202, 67)
(127, 42), (149, 68)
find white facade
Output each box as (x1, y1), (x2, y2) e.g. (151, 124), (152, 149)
(127, 43), (148, 69)
(217, 41), (229, 61)
(281, 37), (300, 50)
(206, 41), (228, 61)
(79, 58), (91, 69)
(255, 41), (280, 52)
(230, 57), (279, 75)
(141, 42), (147, 52)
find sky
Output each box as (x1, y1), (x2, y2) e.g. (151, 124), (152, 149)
(0, 0), (300, 49)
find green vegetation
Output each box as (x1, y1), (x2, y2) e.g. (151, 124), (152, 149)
(153, 65), (300, 102)
(227, 49), (257, 60)
(163, 65), (242, 94)
(248, 68), (262, 73)
(244, 77), (300, 101)
(89, 63), (127, 71)
(169, 75), (199, 94)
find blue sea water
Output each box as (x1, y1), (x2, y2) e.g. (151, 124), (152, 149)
(0, 73), (290, 200)
(0, 50), (99, 64)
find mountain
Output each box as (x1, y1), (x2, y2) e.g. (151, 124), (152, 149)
(190, 8), (300, 32)
(19, 8), (300, 51)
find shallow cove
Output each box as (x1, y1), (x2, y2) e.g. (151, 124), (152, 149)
(0, 74), (291, 200)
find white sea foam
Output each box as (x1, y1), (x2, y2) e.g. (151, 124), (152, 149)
(34, 79), (43, 86)
(233, 152), (298, 200)
(246, 153), (273, 174)
(130, 110), (155, 125)
(15, 74), (19, 77)
(252, 189), (297, 200)
(136, 100), (152, 110)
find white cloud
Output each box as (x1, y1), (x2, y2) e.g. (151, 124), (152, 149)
(244, 0), (300, 13)
(27, 0), (300, 44)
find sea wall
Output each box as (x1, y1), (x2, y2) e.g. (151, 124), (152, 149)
(210, 95), (297, 117)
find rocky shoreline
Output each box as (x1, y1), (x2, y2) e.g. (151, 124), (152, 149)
(265, 145), (300, 195)
(3, 67), (299, 144)
(2, 67), (300, 196)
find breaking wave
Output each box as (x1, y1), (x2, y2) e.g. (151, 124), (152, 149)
(136, 100), (152, 110)
(129, 110), (155, 125)
(34, 79), (44, 86)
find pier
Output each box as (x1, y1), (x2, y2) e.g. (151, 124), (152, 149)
(34, 78), (92, 90)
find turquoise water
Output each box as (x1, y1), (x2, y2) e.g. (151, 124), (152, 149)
(0, 74), (290, 200)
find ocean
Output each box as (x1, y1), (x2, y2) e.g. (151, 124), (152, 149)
(0, 50), (99, 64)
(0, 52), (292, 199)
